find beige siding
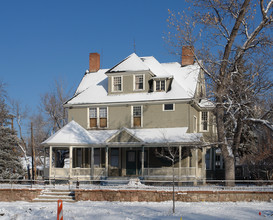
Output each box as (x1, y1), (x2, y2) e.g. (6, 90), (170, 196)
(68, 108), (88, 128)
(108, 105), (131, 129)
(143, 103), (189, 128)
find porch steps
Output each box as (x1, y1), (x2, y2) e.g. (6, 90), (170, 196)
(32, 189), (76, 202)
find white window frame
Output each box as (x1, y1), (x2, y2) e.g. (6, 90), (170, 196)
(154, 79), (166, 92)
(200, 111), (209, 132)
(193, 116), (197, 133)
(88, 107), (108, 128)
(134, 74), (145, 91)
(131, 105), (143, 128)
(162, 103), (175, 111)
(112, 76), (123, 92)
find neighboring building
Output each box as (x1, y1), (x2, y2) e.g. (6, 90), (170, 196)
(42, 47), (216, 183)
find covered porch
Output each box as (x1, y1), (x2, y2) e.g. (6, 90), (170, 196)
(42, 121), (206, 183)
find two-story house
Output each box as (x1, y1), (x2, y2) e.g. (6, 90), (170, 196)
(42, 46), (216, 183)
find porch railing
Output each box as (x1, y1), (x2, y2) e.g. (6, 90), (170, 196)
(47, 167), (201, 179)
(143, 167), (197, 177)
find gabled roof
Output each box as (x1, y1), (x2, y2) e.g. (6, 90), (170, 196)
(107, 53), (150, 73)
(65, 53), (201, 106)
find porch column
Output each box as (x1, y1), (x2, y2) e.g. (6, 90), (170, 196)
(141, 145), (144, 177)
(202, 147), (206, 185)
(43, 148), (46, 178)
(194, 148), (198, 186)
(49, 146), (52, 180)
(105, 146), (108, 177)
(91, 147), (94, 179)
(178, 146), (182, 184)
(69, 146), (73, 179)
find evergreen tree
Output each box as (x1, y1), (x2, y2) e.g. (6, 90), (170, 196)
(0, 82), (24, 179)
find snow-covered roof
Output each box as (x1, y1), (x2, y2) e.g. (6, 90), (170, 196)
(198, 99), (215, 108)
(125, 127), (202, 144)
(66, 53), (200, 106)
(107, 53), (150, 73)
(42, 120), (94, 145)
(42, 121), (202, 146)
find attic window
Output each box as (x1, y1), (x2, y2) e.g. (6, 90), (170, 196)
(113, 76), (122, 92)
(155, 80), (165, 91)
(134, 75), (144, 90)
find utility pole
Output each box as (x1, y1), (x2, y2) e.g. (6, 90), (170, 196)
(31, 122), (36, 181)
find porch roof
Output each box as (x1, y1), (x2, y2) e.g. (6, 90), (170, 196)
(42, 120), (203, 146)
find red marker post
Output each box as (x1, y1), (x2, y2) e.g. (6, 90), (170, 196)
(57, 200), (63, 220)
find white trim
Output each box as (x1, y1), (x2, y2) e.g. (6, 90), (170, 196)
(112, 76), (123, 92)
(133, 74), (145, 91)
(154, 79), (167, 92)
(162, 103), (175, 111)
(200, 111), (209, 132)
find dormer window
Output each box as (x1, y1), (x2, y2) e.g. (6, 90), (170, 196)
(134, 75), (144, 90)
(113, 76), (122, 92)
(155, 80), (165, 91)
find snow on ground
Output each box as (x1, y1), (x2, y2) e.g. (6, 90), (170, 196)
(0, 201), (272, 220)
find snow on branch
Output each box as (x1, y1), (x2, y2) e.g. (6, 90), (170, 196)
(245, 118), (273, 131)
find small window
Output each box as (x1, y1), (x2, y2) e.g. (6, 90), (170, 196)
(163, 104), (174, 111)
(155, 80), (165, 91)
(135, 75), (144, 90)
(113, 76), (122, 92)
(201, 111), (208, 131)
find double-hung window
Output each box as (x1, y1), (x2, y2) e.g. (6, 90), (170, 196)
(89, 108), (97, 128)
(135, 75), (144, 90)
(132, 106), (142, 127)
(155, 80), (165, 91)
(200, 111), (208, 131)
(89, 107), (108, 128)
(113, 76), (122, 92)
(99, 107), (107, 128)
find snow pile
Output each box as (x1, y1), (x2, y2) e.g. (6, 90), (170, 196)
(127, 178), (145, 187)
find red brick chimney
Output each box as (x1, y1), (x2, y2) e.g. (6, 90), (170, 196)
(89, 53), (100, 72)
(181, 46), (194, 66)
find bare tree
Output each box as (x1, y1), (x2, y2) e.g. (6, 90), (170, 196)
(165, 0), (273, 186)
(10, 100), (29, 157)
(155, 145), (179, 214)
(40, 79), (71, 133)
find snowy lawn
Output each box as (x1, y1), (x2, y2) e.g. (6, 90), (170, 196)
(0, 201), (272, 220)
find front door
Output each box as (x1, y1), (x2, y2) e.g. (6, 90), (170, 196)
(126, 151), (136, 175)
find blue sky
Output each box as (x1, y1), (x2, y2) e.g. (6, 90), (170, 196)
(0, 0), (189, 113)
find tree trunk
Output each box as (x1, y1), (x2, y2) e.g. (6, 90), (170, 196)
(223, 153), (235, 186)
(216, 99), (235, 186)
